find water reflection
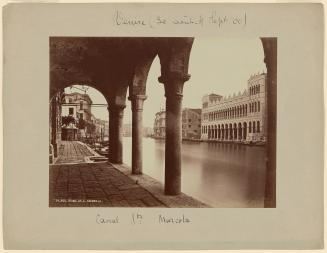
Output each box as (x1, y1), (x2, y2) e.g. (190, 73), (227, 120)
(123, 137), (267, 207)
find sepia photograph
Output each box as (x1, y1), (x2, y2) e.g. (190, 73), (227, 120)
(3, 2), (323, 250)
(49, 37), (277, 208)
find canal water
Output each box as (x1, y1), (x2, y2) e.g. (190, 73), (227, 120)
(122, 137), (267, 208)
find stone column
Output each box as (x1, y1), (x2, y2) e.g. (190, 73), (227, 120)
(108, 105), (125, 164)
(262, 38), (277, 208)
(159, 73), (190, 195)
(129, 95), (147, 174)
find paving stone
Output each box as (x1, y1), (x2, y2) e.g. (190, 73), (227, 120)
(107, 194), (125, 201)
(141, 197), (165, 207)
(127, 200), (147, 207)
(117, 184), (140, 190)
(49, 141), (168, 207)
(103, 188), (121, 197)
(55, 141), (93, 164)
(50, 162), (166, 207)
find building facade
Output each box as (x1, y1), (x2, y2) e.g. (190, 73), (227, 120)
(154, 108), (202, 140)
(124, 124), (153, 137)
(62, 92), (93, 122)
(153, 110), (166, 138)
(201, 73), (267, 143)
(143, 127), (154, 137)
(104, 121), (109, 139)
(91, 115), (107, 142)
(61, 92), (93, 140)
(182, 108), (202, 139)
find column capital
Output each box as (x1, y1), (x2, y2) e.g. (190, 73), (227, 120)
(158, 72), (191, 84)
(129, 95), (147, 112)
(107, 104), (126, 111)
(128, 94), (148, 101)
(158, 72), (191, 98)
(108, 104), (125, 118)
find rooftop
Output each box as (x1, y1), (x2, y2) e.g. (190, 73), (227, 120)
(202, 72), (266, 107)
(64, 92), (93, 104)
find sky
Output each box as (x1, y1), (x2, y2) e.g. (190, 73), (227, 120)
(65, 37), (266, 127)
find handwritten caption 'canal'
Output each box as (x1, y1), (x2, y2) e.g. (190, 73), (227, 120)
(96, 213), (191, 225)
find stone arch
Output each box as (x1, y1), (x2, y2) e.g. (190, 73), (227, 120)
(238, 122), (242, 140)
(51, 37), (195, 196)
(257, 121), (260, 133)
(157, 38), (194, 79)
(221, 124), (225, 140)
(218, 124), (221, 140)
(258, 101), (260, 112)
(233, 123), (237, 140)
(129, 54), (157, 98)
(229, 123), (233, 140)
(243, 122), (247, 140)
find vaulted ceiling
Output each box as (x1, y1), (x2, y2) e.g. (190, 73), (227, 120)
(50, 37), (194, 104)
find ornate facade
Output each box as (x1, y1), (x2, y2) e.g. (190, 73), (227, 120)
(201, 73), (267, 143)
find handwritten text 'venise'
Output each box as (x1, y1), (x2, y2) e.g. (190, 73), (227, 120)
(114, 11), (247, 29)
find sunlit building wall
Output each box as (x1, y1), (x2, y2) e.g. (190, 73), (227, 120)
(201, 73), (267, 143)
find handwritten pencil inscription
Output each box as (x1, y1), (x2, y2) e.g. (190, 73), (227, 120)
(114, 10), (247, 29)
(95, 213), (191, 225)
